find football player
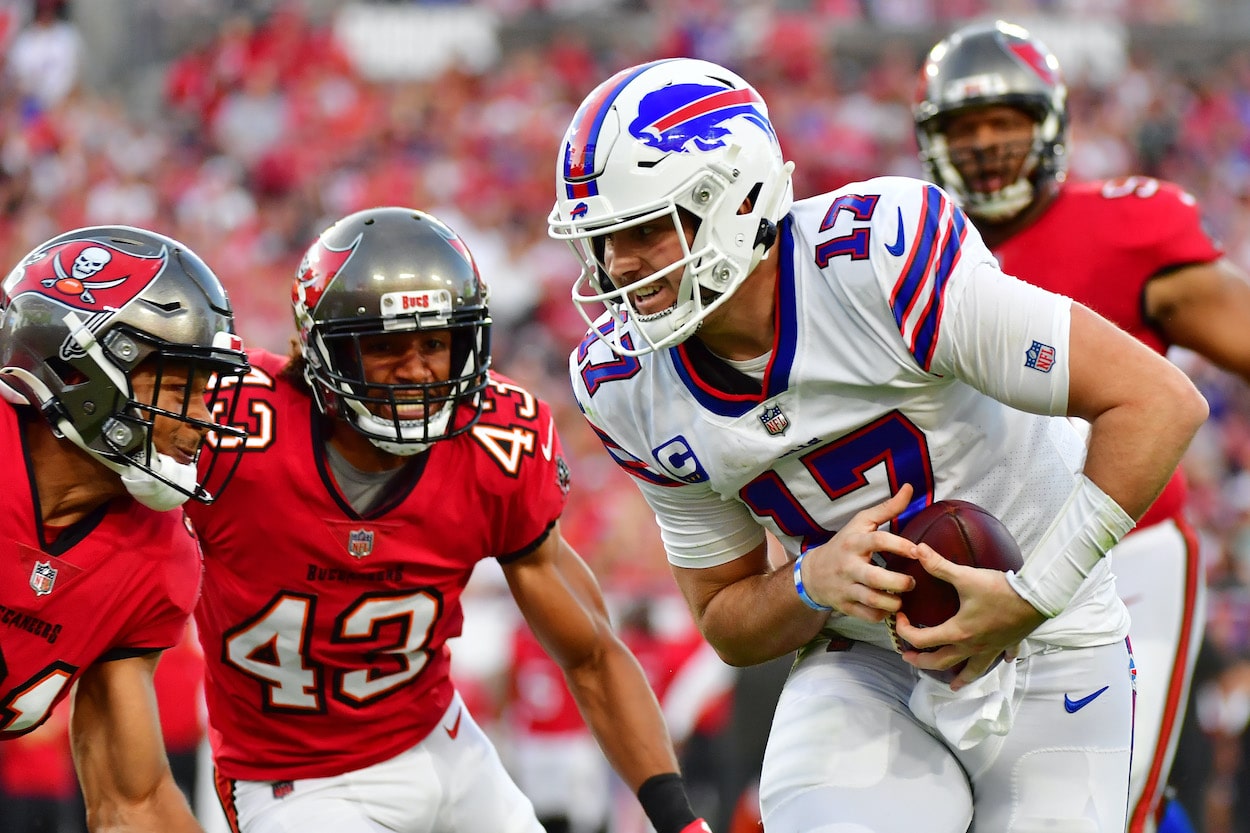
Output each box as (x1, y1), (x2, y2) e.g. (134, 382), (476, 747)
(0, 225), (250, 832)
(186, 207), (710, 833)
(550, 57), (1208, 832)
(914, 20), (1250, 833)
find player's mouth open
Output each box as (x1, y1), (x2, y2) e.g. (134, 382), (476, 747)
(631, 284), (674, 319)
(381, 401), (436, 421)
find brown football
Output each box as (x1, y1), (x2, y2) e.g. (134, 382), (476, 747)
(881, 499), (1023, 681)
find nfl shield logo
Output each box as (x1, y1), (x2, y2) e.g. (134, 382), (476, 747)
(759, 405), (790, 436)
(1025, 340), (1056, 372)
(347, 529), (375, 559)
(30, 561), (57, 596)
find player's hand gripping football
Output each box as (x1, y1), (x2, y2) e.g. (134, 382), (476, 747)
(797, 484), (920, 622)
(893, 548), (1046, 690)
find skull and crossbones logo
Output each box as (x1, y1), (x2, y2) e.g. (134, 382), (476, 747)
(41, 246), (130, 305)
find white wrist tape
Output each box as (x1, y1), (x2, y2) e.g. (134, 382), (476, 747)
(1005, 475), (1135, 618)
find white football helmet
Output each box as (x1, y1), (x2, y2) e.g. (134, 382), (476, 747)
(548, 58), (794, 356)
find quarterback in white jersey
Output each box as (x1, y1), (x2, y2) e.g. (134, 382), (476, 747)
(550, 58), (1208, 832)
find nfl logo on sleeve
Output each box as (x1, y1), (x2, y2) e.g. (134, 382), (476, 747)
(1025, 340), (1056, 372)
(759, 404), (790, 436)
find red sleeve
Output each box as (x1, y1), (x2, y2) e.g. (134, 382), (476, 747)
(1105, 178), (1222, 271)
(111, 513), (203, 653)
(496, 397), (570, 562)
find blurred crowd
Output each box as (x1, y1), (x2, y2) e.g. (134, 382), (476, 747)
(4, 0), (1250, 831)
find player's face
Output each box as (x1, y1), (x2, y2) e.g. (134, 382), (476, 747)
(131, 362), (216, 465)
(357, 330), (452, 421)
(940, 104), (1036, 197)
(599, 212), (698, 319)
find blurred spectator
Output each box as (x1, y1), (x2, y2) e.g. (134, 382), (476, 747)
(5, 0), (81, 117)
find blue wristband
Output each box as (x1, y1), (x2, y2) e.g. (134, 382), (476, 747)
(793, 551), (833, 612)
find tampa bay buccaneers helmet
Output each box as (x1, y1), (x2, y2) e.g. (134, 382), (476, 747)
(914, 20), (1069, 222)
(549, 57), (794, 356)
(292, 207), (492, 455)
(0, 225), (250, 509)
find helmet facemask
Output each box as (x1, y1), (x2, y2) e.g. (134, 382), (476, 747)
(302, 314), (491, 457)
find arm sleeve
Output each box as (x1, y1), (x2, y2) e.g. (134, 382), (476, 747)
(870, 178), (1073, 417)
(931, 260), (1073, 417)
(635, 479), (767, 570)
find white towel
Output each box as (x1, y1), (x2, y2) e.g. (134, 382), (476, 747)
(908, 657), (1019, 751)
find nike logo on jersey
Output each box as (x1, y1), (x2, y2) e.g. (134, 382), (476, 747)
(1064, 685), (1110, 713)
(445, 707), (463, 739)
(540, 419), (554, 461)
(885, 207), (906, 256)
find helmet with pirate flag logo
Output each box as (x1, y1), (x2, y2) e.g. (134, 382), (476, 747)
(0, 225), (250, 509)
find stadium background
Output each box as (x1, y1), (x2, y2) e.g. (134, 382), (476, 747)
(4, 0), (1250, 831)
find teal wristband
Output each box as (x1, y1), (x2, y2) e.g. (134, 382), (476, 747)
(793, 551), (833, 611)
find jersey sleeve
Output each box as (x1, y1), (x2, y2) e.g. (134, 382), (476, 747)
(108, 514), (203, 654)
(636, 478), (767, 569)
(568, 339), (764, 569)
(1110, 178), (1223, 270)
(493, 394), (570, 562)
(869, 178), (1072, 417)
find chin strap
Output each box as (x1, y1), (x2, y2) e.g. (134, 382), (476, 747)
(118, 453), (199, 511)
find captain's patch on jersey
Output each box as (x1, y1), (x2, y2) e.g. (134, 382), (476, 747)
(1025, 340), (1056, 372)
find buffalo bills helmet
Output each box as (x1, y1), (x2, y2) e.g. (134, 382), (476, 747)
(292, 207), (491, 456)
(0, 225), (250, 509)
(914, 20), (1068, 222)
(548, 58), (794, 356)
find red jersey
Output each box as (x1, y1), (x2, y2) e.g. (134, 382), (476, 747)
(0, 401), (201, 737)
(992, 177), (1222, 528)
(186, 350), (569, 780)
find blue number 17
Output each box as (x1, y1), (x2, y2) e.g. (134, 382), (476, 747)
(739, 411), (934, 552)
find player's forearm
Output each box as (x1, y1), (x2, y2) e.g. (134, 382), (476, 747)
(563, 636), (681, 791)
(1082, 377), (1206, 521)
(83, 777), (203, 833)
(694, 566), (829, 667)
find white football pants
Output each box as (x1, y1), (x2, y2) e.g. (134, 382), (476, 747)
(213, 691), (544, 833)
(760, 639), (1133, 833)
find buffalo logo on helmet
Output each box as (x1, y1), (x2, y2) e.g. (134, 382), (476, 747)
(3, 240), (165, 312)
(629, 83), (775, 154)
(293, 232), (361, 313)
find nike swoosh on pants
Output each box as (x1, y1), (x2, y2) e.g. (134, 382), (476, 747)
(1063, 685), (1110, 713)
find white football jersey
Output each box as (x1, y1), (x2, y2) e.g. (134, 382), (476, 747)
(569, 175), (1128, 649)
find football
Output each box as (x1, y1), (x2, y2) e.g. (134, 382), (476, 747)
(881, 499), (1023, 680)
